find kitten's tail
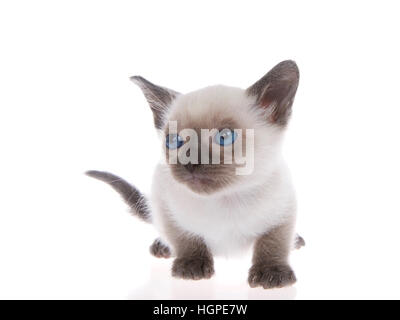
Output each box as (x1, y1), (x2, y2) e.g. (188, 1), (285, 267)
(85, 170), (151, 223)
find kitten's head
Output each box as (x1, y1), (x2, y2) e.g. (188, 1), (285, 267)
(131, 60), (299, 195)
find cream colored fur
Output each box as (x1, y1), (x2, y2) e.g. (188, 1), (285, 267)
(150, 85), (296, 256)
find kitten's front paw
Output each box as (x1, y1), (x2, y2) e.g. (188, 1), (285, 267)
(150, 238), (171, 258)
(248, 264), (296, 289)
(172, 257), (214, 280)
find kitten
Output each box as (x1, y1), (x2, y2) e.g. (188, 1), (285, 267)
(87, 60), (305, 289)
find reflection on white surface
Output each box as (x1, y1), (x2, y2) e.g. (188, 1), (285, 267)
(128, 258), (297, 300)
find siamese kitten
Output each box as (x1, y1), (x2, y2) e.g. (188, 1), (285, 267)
(87, 60), (305, 289)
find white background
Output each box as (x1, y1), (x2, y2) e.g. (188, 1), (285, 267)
(1, 0), (400, 299)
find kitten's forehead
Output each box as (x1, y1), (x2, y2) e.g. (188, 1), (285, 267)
(167, 85), (255, 130)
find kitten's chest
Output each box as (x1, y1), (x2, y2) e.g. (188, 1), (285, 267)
(165, 190), (288, 255)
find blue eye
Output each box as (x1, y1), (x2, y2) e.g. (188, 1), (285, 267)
(166, 134), (184, 149)
(214, 129), (237, 146)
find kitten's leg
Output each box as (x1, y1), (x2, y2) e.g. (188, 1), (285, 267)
(154, 200), (214, 280)
(171, 234), (214, 280)
(248, 221), (296, 289)
(149, 238), (171, 258)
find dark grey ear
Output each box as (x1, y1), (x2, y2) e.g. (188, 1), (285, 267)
(247, 60), (299, 126)
(130, 76), (180, 129)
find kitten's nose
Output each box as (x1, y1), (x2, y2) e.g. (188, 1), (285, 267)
(183, 163), (198, 173)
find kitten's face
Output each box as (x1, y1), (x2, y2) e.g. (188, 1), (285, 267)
(164, 87), (266, 194)
(131, 60), (299, 195)
(164, 87), (249, 194)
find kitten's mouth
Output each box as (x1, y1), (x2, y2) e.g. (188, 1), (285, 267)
(181, 173), (214, 185)
(179, 172), (220, 193)
(190, 175), (214, 185)
(169, 164), (236, 194)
